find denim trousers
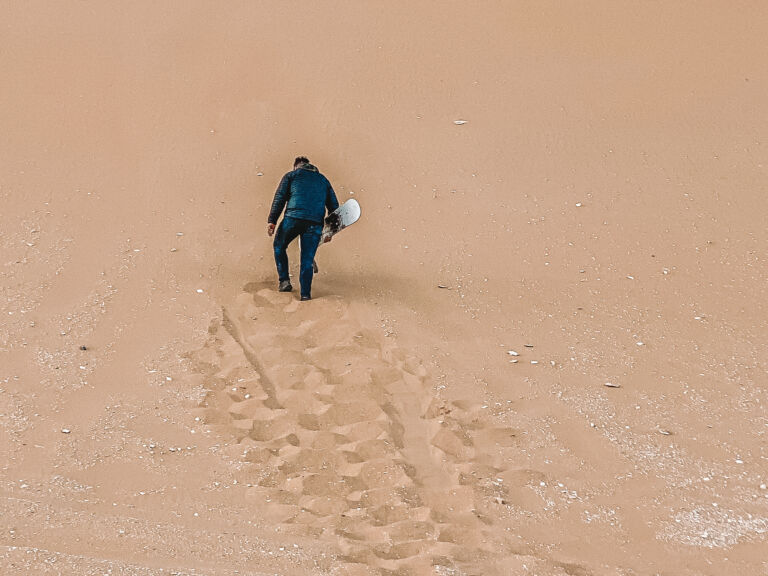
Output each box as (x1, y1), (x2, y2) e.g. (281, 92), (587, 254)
(273, 216), (322, 297)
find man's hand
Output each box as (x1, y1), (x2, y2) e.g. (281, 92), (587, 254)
(267, 223), (276, 237)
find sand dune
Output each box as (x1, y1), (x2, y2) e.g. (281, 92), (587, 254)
(2, 2), (767, 575)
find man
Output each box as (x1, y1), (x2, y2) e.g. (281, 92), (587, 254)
(267, 156), (339, 301)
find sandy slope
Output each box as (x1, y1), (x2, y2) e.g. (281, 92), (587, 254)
(2, 2), (767, 575)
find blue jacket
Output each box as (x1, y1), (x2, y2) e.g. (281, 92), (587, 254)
(268, 164), (339, 224)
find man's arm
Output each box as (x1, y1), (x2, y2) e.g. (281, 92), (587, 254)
(323, 180), (340, 243)
(267, 173), (292, 235)
(325, 180), (340, 215)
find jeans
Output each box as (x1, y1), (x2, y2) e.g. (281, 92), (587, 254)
(273, 216), (322, 297)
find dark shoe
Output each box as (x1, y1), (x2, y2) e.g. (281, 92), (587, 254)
(300, 295), (311, 301)
(278, 280), (293, 292)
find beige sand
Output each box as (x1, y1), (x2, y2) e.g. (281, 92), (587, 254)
(2, 2), (767, 574)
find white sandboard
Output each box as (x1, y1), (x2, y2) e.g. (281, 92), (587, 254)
(313, 199), (360, 273)
(321, 199), (361, 243)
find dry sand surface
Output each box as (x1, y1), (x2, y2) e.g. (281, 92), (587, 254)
(2, 2), (767, 575)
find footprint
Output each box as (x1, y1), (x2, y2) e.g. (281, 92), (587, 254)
(184, 282), (526, 574)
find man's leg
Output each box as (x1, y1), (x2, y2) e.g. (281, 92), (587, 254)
(273, 217), (301, 287)
(298, 223), (323, 299)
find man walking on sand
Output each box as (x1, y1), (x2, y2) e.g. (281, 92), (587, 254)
(267, 156), (339, 301)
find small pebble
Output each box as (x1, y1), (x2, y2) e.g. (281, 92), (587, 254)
(61, 428), (71, 434)
(79, 345), (87, 351)
(453, 120), (467, 125)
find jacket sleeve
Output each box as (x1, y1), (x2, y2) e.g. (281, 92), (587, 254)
(268, 172), (292, 224)
(325, 180), (340, 215)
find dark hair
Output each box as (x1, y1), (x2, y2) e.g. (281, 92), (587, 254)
(294, 156), (310, 168)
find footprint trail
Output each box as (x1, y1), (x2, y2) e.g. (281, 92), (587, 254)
(188, 286), (536, 575)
